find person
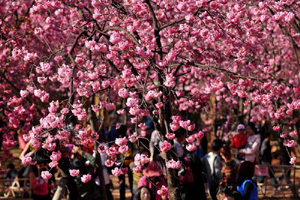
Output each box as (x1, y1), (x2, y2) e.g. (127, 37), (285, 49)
(130, 147), (150, 196)
(173, 129), (185, 158)
(231, 124), (248, 162)
(179, 146), (206, 200)
(149, 130), (161, 161)
(231, 124), (248, 150)
(258, 131), (278, 188)
(220, 145), (238, 188)
(202, 139), (223, 200)
(217, 184), (243, 200)
(239, 123), (261, 163)
(134, 186), (155, 200)
(3, 163), (18, 179)
(117, 124), (134, 200)
(71, 146), (102, 200)
(31, 166), (51, 200)
(138, 161), (167, 200)
(236, 161), (258, 200)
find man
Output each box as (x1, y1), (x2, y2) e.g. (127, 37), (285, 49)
(202, 139), (223, 200)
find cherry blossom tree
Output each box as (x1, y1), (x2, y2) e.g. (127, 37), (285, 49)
(1, 0), (300, 199)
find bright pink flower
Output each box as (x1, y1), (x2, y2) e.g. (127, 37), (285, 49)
(97, 145), (108, 153)
(289, 131), (297, 137)
(118, 88), (129, 98)
(160, 141), (172, 152)
(119, 145), (129, 154)
(273, 126), (281, 131)
(49, 161), (58, 168)
(186, 143), (197, 152)
(117, 109), (125, 114)
(133, 166), (141, 173)
(195, 131), (205, 140)
(280, 133), (288, 138)
(69, 169), (80, 177)
(105, 160), (114, 167)
(41, 171), (52, 179)
(166, 160), (181, 169)
(20, 90), (29, 98)
(170, 123), (180, 132)
(129, 133), (138, 143)
(166, 133), (175, 140)
(185, 131), (194, 139)
(155, 102), (163, 109)
(81, 174), (91, 183)
(157, 185), (168, 196)
(115, 137), (128, 146)
(21, 155), (34, 165)
(112, 167), (122, 177)
(283, 139), (295, 147)
(290, 157), (297, 165)
(187, 124), (195, 131)
(171, 116), (181, 122)
(179, 120), (190, 129)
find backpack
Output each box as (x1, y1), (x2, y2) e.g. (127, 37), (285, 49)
(232, 133), (247, 149)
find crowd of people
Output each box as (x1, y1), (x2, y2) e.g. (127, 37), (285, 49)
(0, 121), (295, 200)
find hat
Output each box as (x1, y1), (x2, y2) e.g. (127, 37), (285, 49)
(237, 124), (245, 131)
(142, 161), (163, 178)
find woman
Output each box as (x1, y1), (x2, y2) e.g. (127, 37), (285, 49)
(236, 161), (258, 200)
(138, 161), (167, 200)
(134, 186), (155, 200)
(31, 166), (51, 200)
(220, 145), (238, 188)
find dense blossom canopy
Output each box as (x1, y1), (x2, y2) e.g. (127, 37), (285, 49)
(1, 0), (300, 198)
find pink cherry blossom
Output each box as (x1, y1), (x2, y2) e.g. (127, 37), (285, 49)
(69, 169), (80, 177)
(97, 145), (108, 154)
(115, 137), (128, 146)
(186, 135), (195, 143)
(166, 160), (181, 169)
(166, 133), (175, 140)
(195, 131), (205, 140)
(273, 126), (281, 131)
(157, 185), (168, 196)
(170, 123), (180, 132)
(179, 120), (190, 129)
(105, 160), (115, 167)
(290, 157), (297, 165)
(81, 174), (91, 183)
(133, 166), (142, 173)
(112, 167), (122, 177)
(289, 131), (297, 137)
(41, 171), (52, 180)
(160, 141), (172, 152)
(186, 143), (197, 152)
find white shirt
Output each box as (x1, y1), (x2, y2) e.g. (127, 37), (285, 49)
(240, 134), (261, 163)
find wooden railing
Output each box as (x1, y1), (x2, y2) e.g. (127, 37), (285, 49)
(0, 178), (31, 198)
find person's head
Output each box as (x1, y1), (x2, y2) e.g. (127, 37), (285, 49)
(134, 186), (154, 200)
(217, 184), (242, 200)
(237, 161), (255, 180)
(117, 124), (127, 137)
(211, 139), (223, 153)
(246, 123), (256, 136)
(237, 124), (245, 134)
(221, 145), (231, 160)
(8, 163), (15, 170)
(174, 128), (185, 144)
